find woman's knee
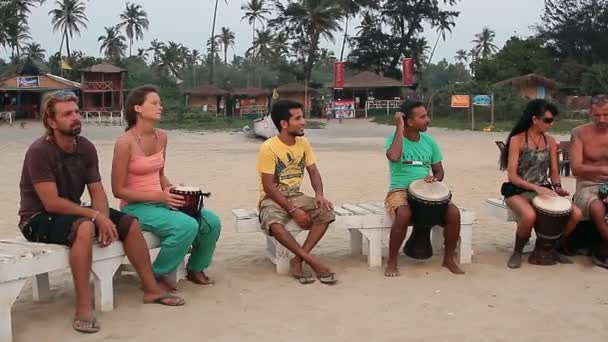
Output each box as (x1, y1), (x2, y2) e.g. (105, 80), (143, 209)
(201, 209), (222, 238)
(519, 209), (536, 227)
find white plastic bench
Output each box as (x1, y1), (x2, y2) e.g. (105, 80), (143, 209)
(0, 232), (186, 342)
(232, 202), (476, 274)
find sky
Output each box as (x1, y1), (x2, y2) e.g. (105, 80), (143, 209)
(1, 0), (545, 64)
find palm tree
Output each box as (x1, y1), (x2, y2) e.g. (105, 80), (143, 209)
(24, 42), (46, 59)
(246, 29), (274, 64)
(209, 0), (227, 85)
(147, 38), (165, 64)
(136, 48), (147, 62)
(427, 12), (456, 67)
(49, 0), (88, 59)
(5, 15), (31, 58)
(472, 27), (498, 59)
(217, 27), (235, 64)
(117, 2), (150, 56)
(273, 0), (342, 85)
(336, 0), (375, 61)
(241, 0), (271, 42)
(98, 26), (127, 61)
(159, 41), (186, 77)
(455, 49), (468, 64)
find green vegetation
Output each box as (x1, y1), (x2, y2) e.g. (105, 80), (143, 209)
(157, 112), (325, 131)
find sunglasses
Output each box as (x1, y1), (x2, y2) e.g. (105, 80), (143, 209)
(50, 90), (77, 99)
(592, 94), (608, 105)
(539, 117), (554, 124)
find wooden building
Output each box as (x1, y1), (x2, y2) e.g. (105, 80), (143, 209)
(184, 85), (228, 114)
(231, 87), (270, 118)
(0, 58), (80, 119)
(494, 73), (559, 100)
(78, 63), (126, 111)
(275, 83), (315, 113)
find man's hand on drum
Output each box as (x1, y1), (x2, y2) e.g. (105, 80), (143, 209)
(535, 185), (557, 197)
(423, 175), (437, 183)
(161, 186), (185, 209)
(554, 187), (570, 197)
(290, 208), (312, 229)
(315, 194), (334, 211)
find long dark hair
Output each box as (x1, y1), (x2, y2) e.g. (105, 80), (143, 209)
(499, 99), (559, 170)
(124, 84), (159, 131)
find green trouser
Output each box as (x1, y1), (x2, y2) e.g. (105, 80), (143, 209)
(122, 203), (222, 276)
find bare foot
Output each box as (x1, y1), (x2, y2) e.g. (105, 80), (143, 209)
(156, 277), (177, 292)
(186, 271), (215, 286)
(442, 258), (465, 274)
(306, 256), (332, 276)
(384, 258), (400, 277)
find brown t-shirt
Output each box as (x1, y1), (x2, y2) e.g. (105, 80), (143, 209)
(18, 136), (101, 227)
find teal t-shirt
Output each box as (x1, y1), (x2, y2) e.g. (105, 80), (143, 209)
(384, 133), (443, 191)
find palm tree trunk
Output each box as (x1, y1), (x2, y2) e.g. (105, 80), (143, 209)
(209, 0), (220, 85)
(130, 38), (133, 57)
(64, 29), (71, 59)
(224, 44), (228, 64)
(339, 16), (349, 62)
(304, 34), (320, 86)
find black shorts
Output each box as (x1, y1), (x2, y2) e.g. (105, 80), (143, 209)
(20, 208), (135, 247)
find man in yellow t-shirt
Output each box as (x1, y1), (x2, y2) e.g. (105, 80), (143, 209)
(256, 100), (336, 285)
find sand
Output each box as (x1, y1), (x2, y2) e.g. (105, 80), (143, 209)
(1, 119), (607, 342)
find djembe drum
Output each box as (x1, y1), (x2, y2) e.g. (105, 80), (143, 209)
(530, 195), (572, 265)
(403, 179), (452, 259)
(170, 185), (211, 219)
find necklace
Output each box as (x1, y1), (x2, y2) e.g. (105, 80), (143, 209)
(528, 132), (543, 150)
(132, 128), (158, 156)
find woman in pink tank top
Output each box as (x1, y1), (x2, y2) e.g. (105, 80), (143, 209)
(111, 85), (221, 291)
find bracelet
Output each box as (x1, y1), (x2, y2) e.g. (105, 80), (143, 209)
(91, 211), (100, 222)
(288, 207), (298, 214)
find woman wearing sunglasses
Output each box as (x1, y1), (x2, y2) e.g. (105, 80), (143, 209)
(499, 99), (583, 268)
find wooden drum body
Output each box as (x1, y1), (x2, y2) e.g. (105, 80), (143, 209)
(404, 180), (452, 260)
(170, 186), (211, 219)
(530, 195), (572, 265)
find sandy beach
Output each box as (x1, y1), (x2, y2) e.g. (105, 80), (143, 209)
(2, 119), (607, 342)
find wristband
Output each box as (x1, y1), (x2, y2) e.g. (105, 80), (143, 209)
(288, 207), (298, 214)
(91, 211), (100, 223)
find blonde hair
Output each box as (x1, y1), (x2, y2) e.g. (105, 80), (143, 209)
(40, 90), (79, 136)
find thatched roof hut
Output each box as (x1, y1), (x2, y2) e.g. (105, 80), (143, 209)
(494, 73), (559, 99)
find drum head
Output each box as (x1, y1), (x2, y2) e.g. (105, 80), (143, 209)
(173, 185), (201, 193)
(408, 179), (451, 202)
(532, 195), (572, 214)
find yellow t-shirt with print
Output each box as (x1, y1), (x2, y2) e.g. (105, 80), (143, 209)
(256, 136), (316, 203)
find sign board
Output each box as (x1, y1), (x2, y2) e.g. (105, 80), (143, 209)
(473, 95), (492, 106)
(451, 95), (470, 108)
(333, 62), (345, 89)
(334, 100), (355, 119)
(17, 76), (40, 88)
(402, 58), (414, 86)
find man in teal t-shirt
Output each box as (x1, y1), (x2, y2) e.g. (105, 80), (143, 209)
(384, 100), (464, 277)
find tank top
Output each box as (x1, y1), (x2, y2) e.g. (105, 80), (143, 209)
(517, 132), (550, 186)
(119, 131), (165, 208)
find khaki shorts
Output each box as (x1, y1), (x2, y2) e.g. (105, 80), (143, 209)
(573, 181), (601, 218)
(258, 192), (336, 235)
(385, 189), (409, 219)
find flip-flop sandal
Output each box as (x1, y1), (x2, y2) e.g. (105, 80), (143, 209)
(186, 273), (216, 287)
(72, 316), (100, 333)
(292, 273), (316, 285)
(144, 293), (185, 306)
(316, 272), (338, 285)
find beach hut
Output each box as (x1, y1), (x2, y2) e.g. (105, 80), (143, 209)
(328, 71), (405, 118)
(275, 83), (315, 114)
(231, 87), (270, 119)
(494, 73), (559, 100)
(0, 57), (80, 120)
(184, 85), (228, 115)
(78, 63), (126, 112)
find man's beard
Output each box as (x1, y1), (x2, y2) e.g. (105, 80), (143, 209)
(288, 130), (305, 137)
(58, 122), (81, 136)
